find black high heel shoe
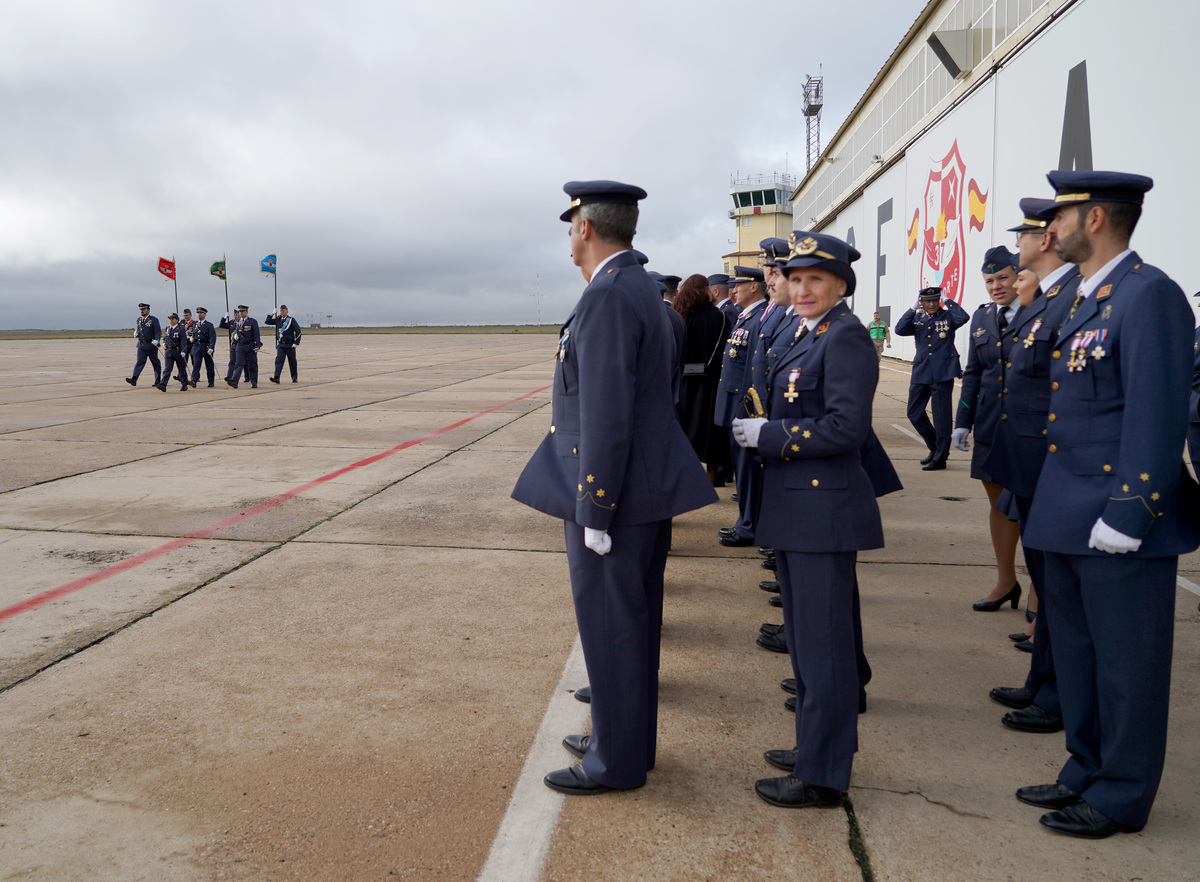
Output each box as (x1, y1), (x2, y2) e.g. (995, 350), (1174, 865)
(973, 583), (1021, 612)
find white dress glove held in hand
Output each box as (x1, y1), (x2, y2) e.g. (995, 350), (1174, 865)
(951, 427), (971, 451)
(1088, 518), (1142, 554)
(584, 527), (612, 556)
(732, 417), (767, 448)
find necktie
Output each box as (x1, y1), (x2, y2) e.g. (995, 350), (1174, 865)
(997, 309), (1008, 334)
(1068, 293), (1084, 319)
(795, 322), (810, 343)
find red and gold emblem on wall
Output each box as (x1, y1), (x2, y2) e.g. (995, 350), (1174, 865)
(906, 139), (988, 304)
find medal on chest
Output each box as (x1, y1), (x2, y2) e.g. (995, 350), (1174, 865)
(1067, 328), (1107, 372)
(557, 328), (570, 362)
(1023, 318), (1043, 348)
(784, 368), (800, 403)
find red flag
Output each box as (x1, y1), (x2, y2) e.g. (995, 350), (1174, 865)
(157, 257), (177, 280)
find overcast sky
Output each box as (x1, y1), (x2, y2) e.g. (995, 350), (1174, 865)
(1, 0), (928, 329)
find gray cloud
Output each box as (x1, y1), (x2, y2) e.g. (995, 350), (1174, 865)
(1, 0), (927, 329)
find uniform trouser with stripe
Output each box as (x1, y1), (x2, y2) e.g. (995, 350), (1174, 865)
(776, 550), (860, 791)
(1044, 552), (1175, 828)
(565, 519), (671, 790)
(906, 379), (954, 462)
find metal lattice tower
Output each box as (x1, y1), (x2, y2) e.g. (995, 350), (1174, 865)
(803, 73), (824, 172)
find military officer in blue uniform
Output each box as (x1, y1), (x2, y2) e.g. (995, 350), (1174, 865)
(951, 246), (1027, 611)
(1018, 170), (1200, 838)
(715, 267), (768, 546)
(748, 239), (793, 407)
(265, 305), (302, 384)
(177, 309), (195, 384)
(1189, 296), (1200, 478)
(895, 286), (970, 469)
(157, 313), (189, 391)
(226, 305), (262, 389)
(983, 198), (1079, 735)
(731, 232), (886, 808)
(189, 307), (217, 387)
(218, 311), (238, 381)
(709, 274), (739, 328)
(512, 181), (716, 796)
(126, 302), (161, 387)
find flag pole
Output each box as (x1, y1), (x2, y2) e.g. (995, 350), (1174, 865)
(224, 254), (232, 350)
(172, 254), (179, 315)
(274, 258), (278, 312)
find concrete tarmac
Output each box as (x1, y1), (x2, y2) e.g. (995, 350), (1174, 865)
(1, 334), (1198, 881)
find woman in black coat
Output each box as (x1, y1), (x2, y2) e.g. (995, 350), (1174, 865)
(674, 273), (730, 481)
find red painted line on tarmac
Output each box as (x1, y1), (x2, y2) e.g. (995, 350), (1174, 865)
(0, 385), (551, 623)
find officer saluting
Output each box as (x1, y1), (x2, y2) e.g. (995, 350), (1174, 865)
(226, 305), (262, 389)
(1018, 170), (1200, 838)
(125, 302), (161, 387)
(895, 286), (970, 469)
(512, 181), (715, 796)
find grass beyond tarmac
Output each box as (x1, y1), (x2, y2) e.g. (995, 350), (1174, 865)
(0, 325), (560, 340)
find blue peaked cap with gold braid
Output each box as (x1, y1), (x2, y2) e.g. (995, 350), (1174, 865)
(560, 180), (647, 221)
(780, 231), (860, 297)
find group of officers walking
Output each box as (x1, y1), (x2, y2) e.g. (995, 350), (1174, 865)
(126, 303), (302, 390)
(513, 171), (1197, 842)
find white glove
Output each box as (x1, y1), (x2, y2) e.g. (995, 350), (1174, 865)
(1088, 518), (1142, 554)
(584, 527), (612, 556)
(207, 348), (214, 356)
(732, 417), (767, 448)
(155, 340), (161, 349)
(223, 312), (230, 321)
(951, 428), (971, 451)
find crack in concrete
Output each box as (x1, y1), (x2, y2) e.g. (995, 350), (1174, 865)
(854, 785), (990, 819)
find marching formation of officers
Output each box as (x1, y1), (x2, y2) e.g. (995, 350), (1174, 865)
(126, 303), (302, 390)
(513, 171), (1198, 842)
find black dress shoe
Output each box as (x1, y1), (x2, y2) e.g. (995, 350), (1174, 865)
(543, 764), (614, 796)
(731, 492), (738, 502)
(767, 595), (782, 608)
(785, 696), (796, 712)
(719, 534), (755, 547)
(920, 451), (936, 465)
(1039, 801), (1142, 839)
(154, 383), (166, 391)
(760, 579), (780, 593)
(764, 748), (797, 771)
(573, 686), (591, 703)
(754, 776), (842, 809)
(1015, 782), (1081, 809)
(1008, 631), (1031, 641)
(921, 459), (947, 470)
(125, 377), (137, 386)
(1002, 704), (1063, 733)
(761, 557), (777, 572)
(718, 526), (739, 538)
(225, 378), (238, 388)
(758, 547), (774, 557)
(757, 632), (787, 653)
(973, 583), (1021, 611)
(562, 734), (591, 759)
(1014, 639), (1034, 653)
(760, 623), (785, 636)
(269, 376), (280, 384)
(989, 686), (1033, 709)
(781, 678), (796, 694)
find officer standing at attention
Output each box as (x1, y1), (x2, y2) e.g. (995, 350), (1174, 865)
(126, 302), (162, 387)
(157, 313), (189, 392)
(952, 246), (1026, 612)
(715, 267), (768, 547)
(731, 232), (885, 809)
(189, 307), (217, 387)
(512, 181), (715, 796)
(226, 305), (262, 389)
(218, 311), (238, 381)
(983, 197), (1079, 736)
(1018, 170), (1199, 838)
(178, 309), (195, 385)
(895, 286), (970, 469)
(265, 305), (302, 384)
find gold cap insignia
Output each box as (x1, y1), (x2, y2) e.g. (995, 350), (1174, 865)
(569, 198), (581, 208)
(1055, 192), (1091, 202)
(795, 236), (819, 256)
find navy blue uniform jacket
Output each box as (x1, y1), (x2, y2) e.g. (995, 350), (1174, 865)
(755, 301), (885, 552)
(1190, 325), (1200, 424)
(955, 300), (1021, 443)
(983, 275), (1078, 499)
(512, 251), (716, 529)
(664, 301), (686, 410)
(135, 315), (161, 346)
(235, 317), (261, 348)
(266, 314), (301, 347)
(1025, 253), (1200, 556)
(193, 319), (217, 352)
(894, 300), (970, 384)
(714, 300), (765, 426)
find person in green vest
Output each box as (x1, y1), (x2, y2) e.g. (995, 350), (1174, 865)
(868, 312), (891, 360)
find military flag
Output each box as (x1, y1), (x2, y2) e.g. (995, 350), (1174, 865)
(260, 254), (277, 275)
(157, 257), (176, 280)
(209, 259), (227, 279)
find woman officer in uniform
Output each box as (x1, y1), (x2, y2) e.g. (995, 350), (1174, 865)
(733, 231), (884, 808)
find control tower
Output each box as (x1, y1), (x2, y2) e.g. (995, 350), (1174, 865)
(722, 172), (797, 276)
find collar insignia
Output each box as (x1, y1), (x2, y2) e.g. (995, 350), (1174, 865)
(1096, 284), (1112, 299)
(815, 322), (830, 335)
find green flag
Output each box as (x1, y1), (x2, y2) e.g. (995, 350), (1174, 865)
(209, 259), (227, 280)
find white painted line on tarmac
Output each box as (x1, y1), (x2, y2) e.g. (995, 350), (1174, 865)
(890, 423), (926, 446)
(878, 363), (912, 374)
(478, 634), (590, 882)
(1177, 576), (1200, 597)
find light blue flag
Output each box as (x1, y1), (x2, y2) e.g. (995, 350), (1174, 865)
(261, 254), (277, 275)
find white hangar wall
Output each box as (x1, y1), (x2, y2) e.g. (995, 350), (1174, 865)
(807, 0), (1200, 366)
